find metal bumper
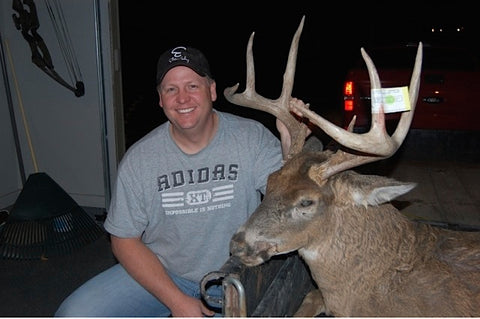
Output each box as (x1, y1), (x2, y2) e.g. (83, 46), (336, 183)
(200, 253), (315, 317)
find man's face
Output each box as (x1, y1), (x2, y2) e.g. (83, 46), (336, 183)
(158, 66), (217, 132)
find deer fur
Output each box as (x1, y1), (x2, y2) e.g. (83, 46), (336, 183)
(225, 16), (480, 316)
(230, 150), (480, 316)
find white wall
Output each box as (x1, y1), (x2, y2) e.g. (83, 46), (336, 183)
(0, 0), (124, 210)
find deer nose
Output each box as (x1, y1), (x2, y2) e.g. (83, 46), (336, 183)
(230, 231), (247, 255)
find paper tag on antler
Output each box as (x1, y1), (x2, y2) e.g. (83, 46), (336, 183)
(371, 87), (411, 113)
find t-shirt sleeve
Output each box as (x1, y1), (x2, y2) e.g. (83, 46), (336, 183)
(104, 156), (149, 238)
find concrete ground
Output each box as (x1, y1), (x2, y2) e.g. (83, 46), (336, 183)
(359, 129), (480, 229)
(389, 160), (480, 228)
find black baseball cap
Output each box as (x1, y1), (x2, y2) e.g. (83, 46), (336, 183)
(156, 46), (212, 85)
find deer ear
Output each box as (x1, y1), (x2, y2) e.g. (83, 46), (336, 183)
(348, 173), (417, 206)
(362, 182), (417, 206)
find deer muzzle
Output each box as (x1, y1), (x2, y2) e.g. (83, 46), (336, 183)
(230, 230), (277, 267)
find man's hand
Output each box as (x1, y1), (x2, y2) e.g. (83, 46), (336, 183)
(289, 97), (311, 119)
(170, 295), (215, 317)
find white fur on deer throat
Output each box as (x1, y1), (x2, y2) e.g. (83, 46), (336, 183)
(299, 246), (319, 261)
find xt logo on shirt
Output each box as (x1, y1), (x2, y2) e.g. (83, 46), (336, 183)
(157, 164), (239, 216)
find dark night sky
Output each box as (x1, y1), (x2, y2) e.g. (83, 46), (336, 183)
(118, 2), (479, 146)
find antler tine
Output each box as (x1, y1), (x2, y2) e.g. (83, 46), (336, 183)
(292, 43), (423, 157)
(391, 42), (423, 143)
(224, 16), (310, 159)
(294, 43), (423, 181)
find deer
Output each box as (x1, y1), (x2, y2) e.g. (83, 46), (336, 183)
(226, 16), (480, 317)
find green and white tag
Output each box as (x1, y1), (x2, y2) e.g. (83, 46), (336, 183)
(371, 86), (411, 113)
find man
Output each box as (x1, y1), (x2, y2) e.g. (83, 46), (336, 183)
(55, 45), (290, 317)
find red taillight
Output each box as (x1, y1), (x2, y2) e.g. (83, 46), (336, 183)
(344, 100), (354, 111)
(344, 81), (354, 96)
(343, 81), (354, 111)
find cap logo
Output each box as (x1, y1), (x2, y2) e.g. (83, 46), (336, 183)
(169, 46), (190, 64)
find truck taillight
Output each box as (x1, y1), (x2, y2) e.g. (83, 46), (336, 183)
(344, 100), (354, 111)
(344, 81), (354, 111)
(344, 81), (353, 96)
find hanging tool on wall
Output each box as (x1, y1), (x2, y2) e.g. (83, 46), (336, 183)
(0, 35), (104, 260)
(0, 32), (26, 185)
(12, 0), (84, 97)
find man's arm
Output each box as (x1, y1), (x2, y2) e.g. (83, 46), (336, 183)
(110, 236), (214, 317)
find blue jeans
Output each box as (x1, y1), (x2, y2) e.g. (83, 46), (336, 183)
(55, 263), (222, 317)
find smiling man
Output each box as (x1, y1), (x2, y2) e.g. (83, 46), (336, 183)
(55, 45), (289, 317)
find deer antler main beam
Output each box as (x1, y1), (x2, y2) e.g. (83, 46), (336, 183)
(224, 16), (309, 159)
(291, 43), (423, 157)
(291, 43), (423, 181)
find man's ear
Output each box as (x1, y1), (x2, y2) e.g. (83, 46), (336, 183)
(157, 89), (164, 108)
(210, 80), (217, 102)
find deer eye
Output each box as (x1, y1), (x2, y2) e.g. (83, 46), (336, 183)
(299, 199), (313, 207)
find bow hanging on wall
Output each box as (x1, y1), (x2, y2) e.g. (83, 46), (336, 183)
(12, 0), (85, 97)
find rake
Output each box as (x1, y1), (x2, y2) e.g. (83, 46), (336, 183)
(0, 173), (105, 260)
(0, 34), (105, 260)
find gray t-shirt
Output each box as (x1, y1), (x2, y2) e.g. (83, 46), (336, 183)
(104, 110), (283, 282)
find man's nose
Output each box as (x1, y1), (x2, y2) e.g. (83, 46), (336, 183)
(176, 88), (190, 103)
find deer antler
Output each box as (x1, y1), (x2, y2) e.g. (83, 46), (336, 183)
(291, 43), (423, 181)
(224, 16), (310, 160)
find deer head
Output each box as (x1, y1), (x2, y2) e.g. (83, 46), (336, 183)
(227, 16), (423, 266)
